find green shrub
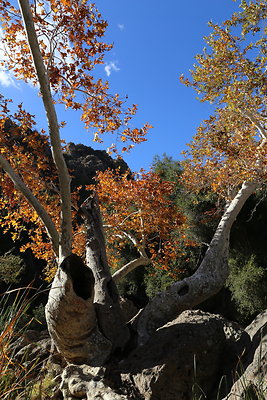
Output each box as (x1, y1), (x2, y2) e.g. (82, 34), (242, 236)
(227, 255), (267, 322)
(0, 254), (24, 284)
(144, 267), (175, 299)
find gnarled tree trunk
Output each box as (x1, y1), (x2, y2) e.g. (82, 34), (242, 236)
(132, 181), (259, 344)
(45, 194), (130, 368)
(46, 181), (258, 400)
(81, 194), (130, 351)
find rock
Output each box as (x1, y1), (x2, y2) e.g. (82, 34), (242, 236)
(222, 309), (267, 400)
(119, 310), (249, 400)
(10, 309), (266, 400)
(60, 364), (127, 400)
(64, 143), (130, 196)
(15, 338), (51, 364)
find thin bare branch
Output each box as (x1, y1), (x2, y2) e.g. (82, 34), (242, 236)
(239, 109), (267, 140)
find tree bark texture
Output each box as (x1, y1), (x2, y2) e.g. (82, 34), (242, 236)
(133, 181), (259, 344)
(81, 194), (130, 351)
(45, 254), (112, 366)
(112, 256), (151, 283)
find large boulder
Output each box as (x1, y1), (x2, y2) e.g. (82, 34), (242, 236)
(13, 310), (266, 400)
(118, 310), (250, 400)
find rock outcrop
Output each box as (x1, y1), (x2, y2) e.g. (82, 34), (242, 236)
(119, 310), (250, 400)
(14, 309), (267, 400)
(64, 142), (129, 194)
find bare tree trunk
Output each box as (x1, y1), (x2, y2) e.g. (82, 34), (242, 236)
(18, 0), (72, 259)
(45, 254), (112, 366)
(132, 181), (259, 344)
(81, 194), (130, 351)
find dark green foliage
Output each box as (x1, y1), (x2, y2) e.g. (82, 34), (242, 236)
(17, 303), (47, 332)
(151, 154), (267, 324)
(144, 267), (175, 299)
(227, 255), (267, 323)
(231, 191), (267, 261)
(0, 254), (24, 284)
(152, 153), (182, 183)
(116, 266), (149, 308)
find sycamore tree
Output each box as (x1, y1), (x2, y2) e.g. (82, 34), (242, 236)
(0, 0), (266, 398)
(88, 169), (190, 283)
(134, 0), (267, 343)
(0, 0), (152, 374)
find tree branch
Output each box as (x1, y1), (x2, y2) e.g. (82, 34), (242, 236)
(239, 109), (267, 140)
(112, 256), (151, 283)
(18, 0), (72, 259)
(132, 181), (259, 345)
(0, 154), (59, 255)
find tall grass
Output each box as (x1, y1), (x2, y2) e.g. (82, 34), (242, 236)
(191, 352), (266, 400)
(0, 287), (48, 399)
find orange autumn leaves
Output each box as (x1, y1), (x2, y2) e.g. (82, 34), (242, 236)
(87, 169), (189, 275)
(0, 0), (151, 151)
(181, 111), (267, 197)
(0, 102), (188, 278)
(0, 102), (60, 263)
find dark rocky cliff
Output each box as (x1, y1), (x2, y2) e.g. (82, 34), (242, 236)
(64, 142), (129, 189)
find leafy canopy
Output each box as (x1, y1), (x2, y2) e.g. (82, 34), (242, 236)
(181, 0), (267, 197)
(89, 169), (190, 276)
(0, 0), (151, 151)
(0, 0), (153, 268)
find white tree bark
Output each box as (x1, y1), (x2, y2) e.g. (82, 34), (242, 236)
(18, 0), (72, 259)
(112, 256), (151, 283)
(0, 154), (59, 255)
(110, 230), (151, 282)
(81, 195), (130, 351)
(133, 181), (259, 344)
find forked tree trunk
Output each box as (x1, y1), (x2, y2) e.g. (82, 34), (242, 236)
(80, 194), (130, 351)
(132, 181), (259, 344)
(45, 194), (129, 367)
(45, 182), (257, 399)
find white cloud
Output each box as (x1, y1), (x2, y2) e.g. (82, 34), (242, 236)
(104, 61), (120, 77)
(0, 69), (19, 88)
(118, 24), (125, 31)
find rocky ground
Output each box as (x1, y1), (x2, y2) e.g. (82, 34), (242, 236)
(13, 308), (267, 400)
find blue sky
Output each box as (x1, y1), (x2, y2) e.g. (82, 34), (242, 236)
(0, 0), (240, 172)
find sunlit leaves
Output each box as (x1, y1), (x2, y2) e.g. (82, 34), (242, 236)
(181, 1), (267, 199)
(88, 169), (189, 275)
(0, 0), (151, 151)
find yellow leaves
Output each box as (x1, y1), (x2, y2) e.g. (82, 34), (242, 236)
(181, 2), (266, 199)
